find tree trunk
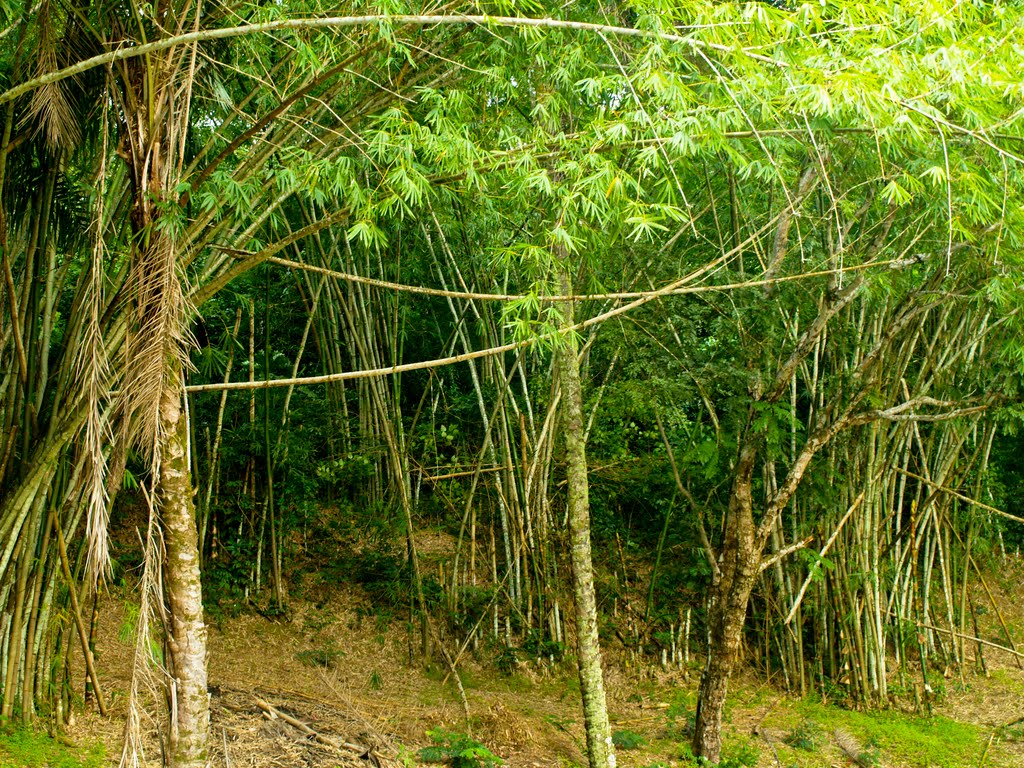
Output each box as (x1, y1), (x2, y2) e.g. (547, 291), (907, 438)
(556, 264), (615, 768)
(693, 445), (759, 765)
(693, 574), (759, 763)
(159, 373), (210, 768)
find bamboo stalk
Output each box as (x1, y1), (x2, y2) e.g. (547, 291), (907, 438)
(51, 510), (107, 716)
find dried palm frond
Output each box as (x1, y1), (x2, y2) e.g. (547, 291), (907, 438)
(119, 231), (196, 468)
(79, 260), (112, 582)
(111, 39), (199, 470)
(77, 101), (112, 584)
(119, 488), (171, 768)
(22, 0), (81, 151)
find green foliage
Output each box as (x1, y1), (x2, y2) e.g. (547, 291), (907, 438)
(418, 728), (502, 768)
(203, 535), (256, 616)
(612, 729), (646, 750)
(782, 719), (823, 752)
(854, 740), (882, 768)
(369, 670), (384, 691)
(522, 629), (565, 661)
(997, 720), (1024, 743)
(674, 737), (758, 768)
(314, 454), (375, 497)
(989, 430), (1024, 549)
(308, 538), (412, 611)
(664, 692), (696, 741)
(352, 550), (409, 605)
(494, 644), (519, 676)
(0, 728), (104, 768)
(698, 739), (759, 768)
(442, 586), (494, 636)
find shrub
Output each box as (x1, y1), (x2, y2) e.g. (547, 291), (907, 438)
(783, 719), (823, 751)
(418, 728), (502, 768)
(612, 729), (646, 750)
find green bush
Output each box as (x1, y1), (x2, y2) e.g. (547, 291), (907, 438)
(855, 739), (882, 768)
(612, 729), (646, 750)
(783, 719), (823, 751)
(712, 739), (759, 768)
(418, 728), (502, 768)
(664, 694), (695, 740)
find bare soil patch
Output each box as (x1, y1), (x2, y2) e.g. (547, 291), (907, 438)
(61, 555), (1024, 767)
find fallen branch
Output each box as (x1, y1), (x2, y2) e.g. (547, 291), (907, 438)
(254, 697), (379, 764)
(222, 727), (233, 768)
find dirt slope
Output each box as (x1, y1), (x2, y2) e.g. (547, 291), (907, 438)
(64, 570), (1024, 768)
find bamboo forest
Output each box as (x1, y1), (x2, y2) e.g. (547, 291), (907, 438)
(2, 1), (1024, 766)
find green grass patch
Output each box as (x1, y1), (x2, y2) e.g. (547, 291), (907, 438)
(0, 727), (105, 768)
(794, 698), (981, 767)
(989, 668), (1024, 696)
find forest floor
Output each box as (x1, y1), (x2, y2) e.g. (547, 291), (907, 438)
(45, 556), (1024, 768)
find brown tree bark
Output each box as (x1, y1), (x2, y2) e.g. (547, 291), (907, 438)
(692, 445), (758, 763)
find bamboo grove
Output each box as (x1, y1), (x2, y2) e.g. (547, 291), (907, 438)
(0, 0), (1023, 765)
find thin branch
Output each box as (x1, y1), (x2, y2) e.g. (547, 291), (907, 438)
(187, 253), (719, 392)
(186, 330), (533, 392)
(654, 410), (719, 583)
(52, 509), (108, 716)
(0, 14), (785, 107)
(842, 397), (994, 428)
(758, 535), (814, 574)
(763, 164), (819, 288)
(249, 251), (912, 303)
(895, 467), (1024, 527)
(783, 491), (864, 624)
(915, 622), (1024, 662)
(190, 244), (955, 395)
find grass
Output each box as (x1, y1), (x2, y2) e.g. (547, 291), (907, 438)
(989, 668), (1024, 695)
(0, 727), (105, 768)
(790, 697), (983, 767)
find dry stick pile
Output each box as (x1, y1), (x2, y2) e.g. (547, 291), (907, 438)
(212, 683), (402, 767)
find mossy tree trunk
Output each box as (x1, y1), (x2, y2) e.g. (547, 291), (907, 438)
(692, 444), (759, 764)
(691, 266), (872, 763)
(159, 368), (210, 768)
(556, 261), (615, 768)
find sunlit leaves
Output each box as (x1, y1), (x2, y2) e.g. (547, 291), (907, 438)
(346, 219), (387, 250)
(881, 178), (914, 207)
(168, 0), (1024, 350)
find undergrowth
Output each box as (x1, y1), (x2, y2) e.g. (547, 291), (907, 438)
(418, 728), (502, 767)
(0, 727), (104, 768)
(792, 697), (981, 767)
